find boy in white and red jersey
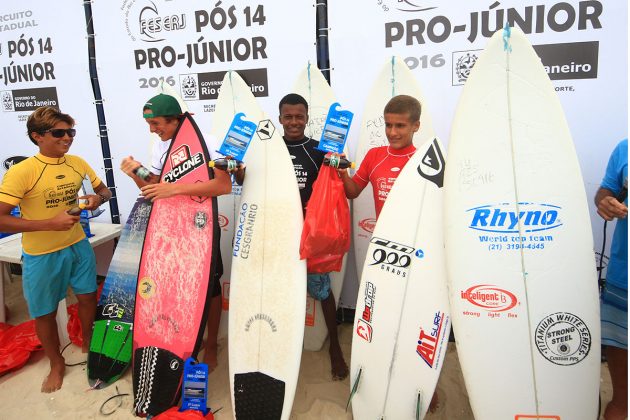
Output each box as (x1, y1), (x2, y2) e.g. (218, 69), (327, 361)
(339, 94), (420, 218)
(338, 94), (440, 411)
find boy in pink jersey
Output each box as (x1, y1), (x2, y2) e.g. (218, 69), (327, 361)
(339, 95), (420, 218)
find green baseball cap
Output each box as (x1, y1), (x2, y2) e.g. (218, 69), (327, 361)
(143, 94), (182, 118)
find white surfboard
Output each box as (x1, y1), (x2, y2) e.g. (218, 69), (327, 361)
(292, 63), (347, 352)
(219, 71), (306, 420)
(353, 56), (435, 280)
(159, 81), (188, 113)
(210, 83), (244, 340)
(443, 26), (600, 419)
(349, 137), (450, 419)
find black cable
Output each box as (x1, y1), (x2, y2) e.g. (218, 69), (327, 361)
(60, 341), (86, 367)
(99, 385), (130, 416)
(598, 220), (608, 293)
(598, 182), (627, 293)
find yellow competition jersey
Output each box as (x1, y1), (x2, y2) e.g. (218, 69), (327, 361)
(0, 153), (102, 255)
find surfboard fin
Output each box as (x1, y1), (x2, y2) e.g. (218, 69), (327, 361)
(346, 366), (362, 411)
(416, 390), (422, 420)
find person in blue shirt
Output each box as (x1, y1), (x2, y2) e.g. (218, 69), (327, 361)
(595, 138), (628, 420)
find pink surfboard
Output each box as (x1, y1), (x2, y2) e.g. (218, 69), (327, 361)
(132, 113), (219, 417)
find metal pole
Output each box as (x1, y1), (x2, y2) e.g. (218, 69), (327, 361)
(82, 0), (120, 224)
(315, 0), (331, 85)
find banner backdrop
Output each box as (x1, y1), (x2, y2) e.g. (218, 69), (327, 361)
(91, 0), (316, 220)
(0, 1), (109, 220)
(328, 0), (628, 305)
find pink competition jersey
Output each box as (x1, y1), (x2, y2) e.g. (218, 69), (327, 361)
(352, 144), (416, 218)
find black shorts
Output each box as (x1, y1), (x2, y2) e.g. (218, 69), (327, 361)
(210, 250), (223, 298)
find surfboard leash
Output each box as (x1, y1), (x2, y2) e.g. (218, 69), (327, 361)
(390, 56), (396, 97)
(597, 181), (627, 293)
(228, 70), (237, 116)
(99, 385), (130, 416)
(60, 341), (87, 367)
(598, 220), (608, 293)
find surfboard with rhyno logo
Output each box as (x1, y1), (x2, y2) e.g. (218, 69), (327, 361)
(443, 26), (600, 419)
(87, 196), (151, 389)
(218, 71), (306, 420)
(292, 62), (348, 352)
(352, 56), (435, 281)
(349, 137), (450, 419)
(132, 112), (219, 417)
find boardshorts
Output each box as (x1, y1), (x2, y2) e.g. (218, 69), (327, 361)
(601, 283), (628, 349)
(307, 272), (331, 301)
(22, 239), (96, 318)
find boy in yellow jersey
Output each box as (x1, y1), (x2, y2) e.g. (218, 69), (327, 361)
(0, 106), (112, 393)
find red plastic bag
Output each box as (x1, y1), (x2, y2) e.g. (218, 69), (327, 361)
(68, 280), (105, 347)
(153, 407), (214, 420)
(0, 320), (42, 376)
(67, 303), (82, 347)
(66, 282), (105, 347)
(300, 163), (351, 265)
(307, 253), (344, 274)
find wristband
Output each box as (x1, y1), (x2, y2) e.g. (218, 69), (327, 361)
(97, 193), (109, 205)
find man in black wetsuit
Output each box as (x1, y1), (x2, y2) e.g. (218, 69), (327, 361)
(279, 93), (348, 380)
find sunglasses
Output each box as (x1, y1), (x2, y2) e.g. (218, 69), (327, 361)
(40, 128), (77, 138)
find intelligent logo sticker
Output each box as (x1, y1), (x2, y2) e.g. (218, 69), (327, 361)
(358, 218), (376, 234)
(218, 214), (229, 229)
(461, 285), (518, 312)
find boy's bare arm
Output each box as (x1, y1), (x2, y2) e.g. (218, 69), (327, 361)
(338, 169), (362, 199)
(0, 201), (79, 233)
(140, 167), (232, 201)
(120, 156), (159, 188)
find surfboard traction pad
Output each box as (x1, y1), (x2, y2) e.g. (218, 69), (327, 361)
(87, 198), (151, 387)
(234, 372), (286, 419)
(133, 346), (184, 416)
(87, 320), (132, 387)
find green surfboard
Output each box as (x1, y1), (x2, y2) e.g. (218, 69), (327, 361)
(87, 197), (151, 388)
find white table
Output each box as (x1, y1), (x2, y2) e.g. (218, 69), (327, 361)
(0, 223), (121, 344)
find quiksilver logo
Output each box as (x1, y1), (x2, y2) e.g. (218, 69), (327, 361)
(468, 202), (562, 233)
(2, 156), (27, 170)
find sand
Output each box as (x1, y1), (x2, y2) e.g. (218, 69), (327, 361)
(0, 273), (614, 419)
